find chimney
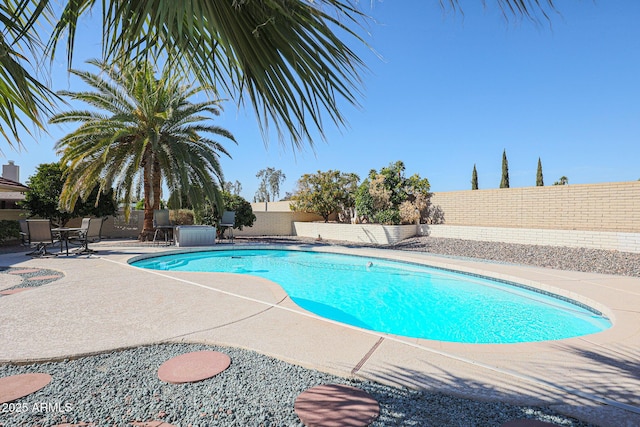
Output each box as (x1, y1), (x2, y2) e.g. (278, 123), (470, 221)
(2, 160), (19, 182)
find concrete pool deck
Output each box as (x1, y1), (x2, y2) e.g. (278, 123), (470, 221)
(0, 242), (639, 427)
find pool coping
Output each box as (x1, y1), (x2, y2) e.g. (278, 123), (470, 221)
(1, 242), (639, 427)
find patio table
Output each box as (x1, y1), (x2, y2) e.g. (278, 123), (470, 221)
(51, 227), (82, 256)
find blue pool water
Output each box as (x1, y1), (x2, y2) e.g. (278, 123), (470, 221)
(131, 249), (611, 343)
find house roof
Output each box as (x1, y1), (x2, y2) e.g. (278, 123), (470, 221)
(0, 176), (29, 192)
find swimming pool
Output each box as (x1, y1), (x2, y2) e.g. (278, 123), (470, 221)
(131, 249), (611, 343)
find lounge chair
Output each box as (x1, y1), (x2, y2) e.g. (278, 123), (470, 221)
(219, 211), (236, 243)
(153, 209), (174, 245)
(26, 219), (59, 257)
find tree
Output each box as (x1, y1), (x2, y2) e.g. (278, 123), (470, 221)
(223, 180), (243, 196)
(554, 176), (569, 185)
(471, 164), (479, 190)
(254, 168), (286, 202)
(195, 191), (256, 238)
(290, 170), (359, 222)
(355, 161), (431, 225)
(20, 162), (117, 226)
(536, 157), (544, 186)
(3, 1), (559, 153)
(50, 59), (235, 240)
(500, 149), (510, 188)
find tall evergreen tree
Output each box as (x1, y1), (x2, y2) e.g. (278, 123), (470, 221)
(471, 164), (478, 190)
(536, 157), (544, 186)
(500, 150), (510, 188)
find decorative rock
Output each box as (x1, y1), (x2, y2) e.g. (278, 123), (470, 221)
(7, 269), (40, 274)
(294, 384), (380, 427)
(51, 423), (95, 427)
(25, 275), (62, 281)
(157, 351), (231, 384)
(0, 373), (52, 404)
(500, 420), (559, 427)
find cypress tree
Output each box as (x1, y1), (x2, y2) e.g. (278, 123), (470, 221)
(471, 164), (478, 190)
(536, 157), (544, 186)
(500, 149), (510, 188)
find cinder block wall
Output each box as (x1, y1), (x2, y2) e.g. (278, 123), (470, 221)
(430, 181), (640, 232)
(235, 211), (323, 236)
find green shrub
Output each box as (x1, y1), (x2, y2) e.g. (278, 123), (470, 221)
(373, 209), (401, 225)
(0, 220), (20, 244)
(194, 192), (256, 237)
(355, 161), (432, 224)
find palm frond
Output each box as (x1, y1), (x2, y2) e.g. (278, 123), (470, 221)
(0, 0), (58, 152)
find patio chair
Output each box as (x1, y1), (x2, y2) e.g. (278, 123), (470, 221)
(26, 219), (59, 257)
(76, 217), (105, 254)
(219, 211), (236, 243)
(19, 219), (29, 246)
(153, 209), (174, 245)
(68, 217), (90, 246)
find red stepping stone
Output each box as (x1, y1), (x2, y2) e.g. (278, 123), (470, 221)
(157, 351), (230, 384)
(25, 275), (62, 281)
(8, 269), (40, 274)
(501, 421), (559, 427)
(0, 373), (52, 404)
(130, 422), (177, 427)
(294, 384), (380, 427)
(0, 288), (31, 295)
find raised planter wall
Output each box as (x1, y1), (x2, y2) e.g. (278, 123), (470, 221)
(294, 222), (417, 245)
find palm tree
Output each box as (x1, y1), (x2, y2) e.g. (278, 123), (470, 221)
(3, 1), (558, 153)
(50, 59), (235, 240)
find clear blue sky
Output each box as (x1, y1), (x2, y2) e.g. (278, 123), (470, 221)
(4, 1), (639, 202)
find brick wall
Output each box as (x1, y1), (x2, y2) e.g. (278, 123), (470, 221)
(430, 181), (640, 232)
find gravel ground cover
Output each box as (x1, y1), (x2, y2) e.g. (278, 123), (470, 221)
(0, 343), (594, 427)
(0, 267), (64, 293)
(391, 237), (640, 277)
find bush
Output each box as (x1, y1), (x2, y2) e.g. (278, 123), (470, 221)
(373, 209), (401, 225)
(399, 200), (420, 224)
(355, 161), (432, 225)
(171, 209), (194, 225)
(0, 220), (20, 244)
(194, 192), (256, 237)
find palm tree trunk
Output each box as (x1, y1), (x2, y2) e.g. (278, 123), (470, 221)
(139, 155), (161, 240)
